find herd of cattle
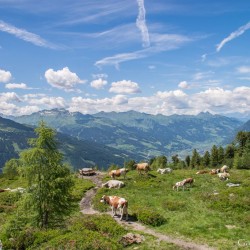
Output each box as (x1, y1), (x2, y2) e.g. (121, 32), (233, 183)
(93, 163), (231, 221)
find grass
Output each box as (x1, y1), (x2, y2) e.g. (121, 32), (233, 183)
(93, 169), (250, 250)
(1, 169), (249, 249)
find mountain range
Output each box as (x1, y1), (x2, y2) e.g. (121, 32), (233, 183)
(7, 109), (246, 163)
(0, 116), (133, 172)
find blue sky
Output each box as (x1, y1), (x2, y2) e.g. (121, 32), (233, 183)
(0, 0), (250, 119)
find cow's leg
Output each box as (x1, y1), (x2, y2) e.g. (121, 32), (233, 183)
(120, 207), (123, 220)
(124, 206), (128, 221)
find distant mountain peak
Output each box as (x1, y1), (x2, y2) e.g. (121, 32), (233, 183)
(197, 111), (213, 117)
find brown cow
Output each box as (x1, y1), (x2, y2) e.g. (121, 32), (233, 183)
(108, 168), (129, 179)
(100, 195), (128, 221)
(134, 163), (150, 175)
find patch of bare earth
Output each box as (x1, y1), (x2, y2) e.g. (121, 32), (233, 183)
(79, 172), (216, 250)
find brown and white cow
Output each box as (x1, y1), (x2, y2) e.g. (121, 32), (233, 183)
(108, 168), (129, 179)
(134, 163), (150, 175)
(220, 165), (229, 173)
(100, 195), (128, 221)
(196, 170), (209, 174)
(218, 172), (230, 181)
(173, 178), (194, 191)
(210, 169), (220, 175)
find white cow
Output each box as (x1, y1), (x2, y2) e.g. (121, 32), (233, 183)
(102, 180), (125, 189)
(218, 172), (230, 181)
(157, 168), (172, 174)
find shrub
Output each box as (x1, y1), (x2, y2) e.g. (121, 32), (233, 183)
(162, 200), (186, 211)
(132, 206), (166, 227)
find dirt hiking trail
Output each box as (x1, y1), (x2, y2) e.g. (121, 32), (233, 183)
(80, 172), (216, 250)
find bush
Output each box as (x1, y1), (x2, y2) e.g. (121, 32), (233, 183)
(162, 200), (186, 211)
(132, 206), (166, 227)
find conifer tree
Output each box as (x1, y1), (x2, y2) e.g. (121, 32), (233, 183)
(210, 145), (219, 167)
(190, 149), (200, 168)
(202, 151), (210, 167)
(20, 121), (73, 228)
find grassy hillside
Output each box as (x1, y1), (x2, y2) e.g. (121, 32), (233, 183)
(0, 174), (183, 250)
(93, 169), (250, 250)
(0, 169), (249, 249)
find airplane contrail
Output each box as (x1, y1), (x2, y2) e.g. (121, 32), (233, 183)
(216, 21), (250, 52)
(136, 0), (150, 48)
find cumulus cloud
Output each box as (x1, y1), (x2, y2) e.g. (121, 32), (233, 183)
(136, 0), (150, 48)
(5, 83), (28, 89)
(28, 96), (66, 108)
(0, 69), (12, 83)
(0, 92), (21, 102)
(69, 95), (128, 114)
(178, 81), (189, 89)
(237, 66), (250, 74)
(109, 80), (141, 94)
(0, 20), (58, 49)
(45, 67), (85, 91)
(90, 78), (108, 89)
(216, 22), (250, 52)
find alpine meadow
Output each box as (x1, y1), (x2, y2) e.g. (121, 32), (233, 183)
(0, 0), (250, 249)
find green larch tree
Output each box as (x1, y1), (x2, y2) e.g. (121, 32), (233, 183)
(20, 121), (74, 228)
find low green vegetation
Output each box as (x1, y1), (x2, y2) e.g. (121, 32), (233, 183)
(94, 169), (250, 250)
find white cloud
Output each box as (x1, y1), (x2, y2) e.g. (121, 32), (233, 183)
(0, 20), (58, 49)
(45, 67), (85, 91)
(69, 95), (128, 114)
(92, 73), (108, 79)
(237, 66), (250, 74)
(178, 81), (189, 89)
(136, 0), (150, 48)
(148, 65), (155, 70)
(28, 96), (66, 108)
(193, 71), (214, 81)
(0, 68), (12, 83)
(90, 78), (108, 89)
(201, 54), (207, 62)
(109, 80), (141, 94)
(0, 92), (21, 102)
(216, 22), (250, 52)
(5, 83), (28, 89)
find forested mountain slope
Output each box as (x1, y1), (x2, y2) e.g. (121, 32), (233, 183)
(11, 109), (243, 158)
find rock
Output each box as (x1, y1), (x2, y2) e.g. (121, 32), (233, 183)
(119, 233), (145, 246)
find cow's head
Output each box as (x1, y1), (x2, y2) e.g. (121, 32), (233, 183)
(100, 195), (108, 204)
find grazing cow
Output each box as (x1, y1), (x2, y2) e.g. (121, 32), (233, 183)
(102, 180), (125, 189)
(196, 170), (208, 174)
(210, 169), (220, 175)
(108, 168), (129, 179)
(173, 180), (186, 191)
(134, 163), (150, 175)
(218, 172), (230, 181)
(173, 178), (194, 191)
(157, 168), (172, 174)
(220, 165), (229, 173)
(100, 195), (128, 221)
